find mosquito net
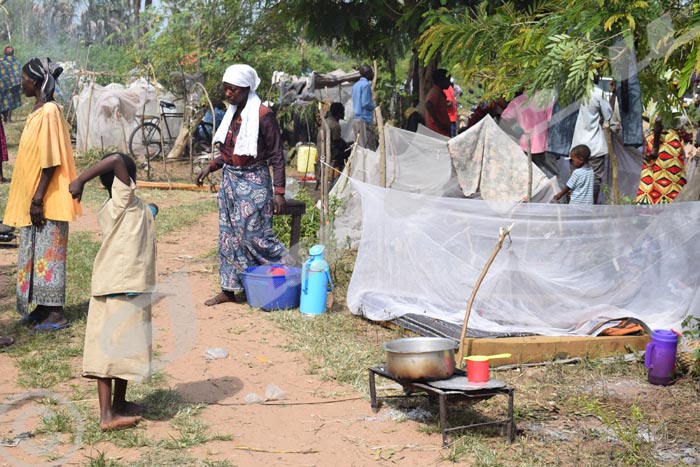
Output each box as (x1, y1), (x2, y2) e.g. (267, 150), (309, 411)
(346, 181), (700, 335)
(331, 117), (697, 335)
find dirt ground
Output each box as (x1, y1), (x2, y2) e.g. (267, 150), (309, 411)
(0, 196), (452, 467)
(0, 145), (699, 466)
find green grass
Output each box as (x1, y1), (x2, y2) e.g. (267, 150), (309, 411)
(161, 405), (232, 450)
(84, 450), (123, 467)
(267, 309), (401, 393)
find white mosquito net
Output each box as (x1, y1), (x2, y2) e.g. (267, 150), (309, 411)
(346, 182), (700, 335)
(330, 117), (698, 335)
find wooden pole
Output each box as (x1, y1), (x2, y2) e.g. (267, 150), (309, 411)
(604, 124), (620, 204)
(375, 106), (386, 188)
(456, 224), (513, 366)
(371, 60), (378, 95)
(83, 77), (96, 154)
(319, 104), (330, 244)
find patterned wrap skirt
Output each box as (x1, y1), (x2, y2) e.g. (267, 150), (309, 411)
(636, 129), (686, 204)
(217, 164), (290, 292)
(16, 220), (68, 317)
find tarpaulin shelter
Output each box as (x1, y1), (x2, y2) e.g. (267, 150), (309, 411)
(73, 77), (182, 155)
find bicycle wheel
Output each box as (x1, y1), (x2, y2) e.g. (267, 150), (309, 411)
(129, 122), (163, 161)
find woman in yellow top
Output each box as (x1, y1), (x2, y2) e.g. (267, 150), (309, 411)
(3, 57), (81, 331)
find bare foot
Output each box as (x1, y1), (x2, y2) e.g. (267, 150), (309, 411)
(37, 308), (69, 327)
(99, 414), (142, 431)
(204, 291), (237, 306)
(113, 401), (146, 416)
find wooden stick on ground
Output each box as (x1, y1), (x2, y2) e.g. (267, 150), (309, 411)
(456, 223), (514, 366)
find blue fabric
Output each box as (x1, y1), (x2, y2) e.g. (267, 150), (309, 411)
(352, 77), (375, 123)
(217, 164), (290, 292)
(567, 167), (595, 204)
(611, 40), (644, 147)
(547, 98), (579, 157)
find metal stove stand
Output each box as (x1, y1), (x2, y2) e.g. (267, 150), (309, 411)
(369, 365), (515, 447)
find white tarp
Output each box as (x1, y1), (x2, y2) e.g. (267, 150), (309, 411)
(330, 118), (557, 248)
(347, 181), (700, 335)
(74, 78), (182, 155)
(448, 116), (551, 201)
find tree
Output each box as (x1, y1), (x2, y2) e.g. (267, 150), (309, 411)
(419, 0), (697, 121)
(274, 0), (480, 105)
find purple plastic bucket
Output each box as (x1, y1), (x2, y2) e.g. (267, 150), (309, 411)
(644, 329), (678, 386)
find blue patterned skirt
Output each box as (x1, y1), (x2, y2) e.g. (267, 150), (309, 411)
(16, 221), (69, 317)
(218, 164), (290, 292)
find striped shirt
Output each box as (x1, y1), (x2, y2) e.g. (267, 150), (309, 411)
(567, 167), (595, 205)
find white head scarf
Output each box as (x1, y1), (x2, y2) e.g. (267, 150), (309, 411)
(213, 64), (262, 157)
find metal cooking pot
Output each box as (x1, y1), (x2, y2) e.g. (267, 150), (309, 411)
(382, 337), (457, 381)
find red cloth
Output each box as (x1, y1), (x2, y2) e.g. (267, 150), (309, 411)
(444, 85), (457, 123)
(425, 85), (451, 137)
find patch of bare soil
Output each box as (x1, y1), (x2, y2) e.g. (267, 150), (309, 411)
(0, 195), (449, 467)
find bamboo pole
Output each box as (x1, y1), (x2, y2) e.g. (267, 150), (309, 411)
(375, 106), (386, 188)
(604, 124), (620, 204)
(456, 224), (513, 366)
(136, 181), (217, 192)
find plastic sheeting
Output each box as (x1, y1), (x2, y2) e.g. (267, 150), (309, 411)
(330, 125), (461, 247)
(347, 181), (700, 335)
(330, 118), (558, 248)
(448, 116), (551, 202)
(73, 78), (182, 155)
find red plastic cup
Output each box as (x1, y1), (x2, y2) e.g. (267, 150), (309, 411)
(466, 358), (490, 383)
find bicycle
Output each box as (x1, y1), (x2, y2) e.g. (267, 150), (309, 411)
(129, 100), (213, 162)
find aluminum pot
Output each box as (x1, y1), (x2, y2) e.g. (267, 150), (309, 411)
(382, 337), (457, 381)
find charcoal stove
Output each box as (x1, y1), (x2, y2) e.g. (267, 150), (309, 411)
(368, 365), (515, 446)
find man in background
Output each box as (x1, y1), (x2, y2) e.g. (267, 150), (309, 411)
(351, 64), (377, 150)
(425, 68), (451, 137)
(570, 76), (613, 203)
(326, 102), (350, 180)
(444, 79), (458, 137)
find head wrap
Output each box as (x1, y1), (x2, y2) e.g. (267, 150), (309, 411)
(23, 58), (62, 102)
(213, 64), (262, 157)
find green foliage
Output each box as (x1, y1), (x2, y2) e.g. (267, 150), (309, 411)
(579, 398), (655, 466)
(419, 0), (694, 111)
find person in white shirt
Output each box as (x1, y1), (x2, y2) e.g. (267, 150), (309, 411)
(570, 77), (613, 203)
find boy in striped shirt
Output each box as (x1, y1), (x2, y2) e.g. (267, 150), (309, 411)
(553, 145), (595, 205)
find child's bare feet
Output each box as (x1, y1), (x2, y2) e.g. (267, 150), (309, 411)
(204, 291), (237, 306)
(99, 414), (142, 431)
(113, 401), (146, 416)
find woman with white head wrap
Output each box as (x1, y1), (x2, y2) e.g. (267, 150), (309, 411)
(3, 57), (81, 330)
(197, 64), (291, 306)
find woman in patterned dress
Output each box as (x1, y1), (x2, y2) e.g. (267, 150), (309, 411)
(196, 64), (291, 305)
(636, 116), (687, 204)
(2, 58), (81, 329)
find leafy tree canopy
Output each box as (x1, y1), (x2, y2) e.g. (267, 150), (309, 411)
(419, 0), (698, 121)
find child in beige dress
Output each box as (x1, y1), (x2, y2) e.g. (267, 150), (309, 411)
(69, 152), (157, 431)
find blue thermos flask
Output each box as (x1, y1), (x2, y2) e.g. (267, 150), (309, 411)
(300, 245), (334, 315)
